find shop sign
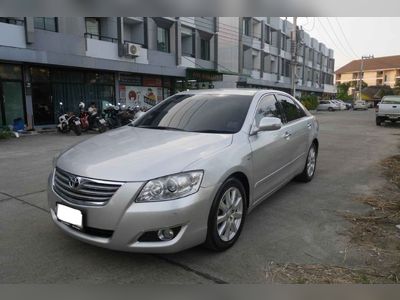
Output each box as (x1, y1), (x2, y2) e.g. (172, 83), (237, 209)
(143, 76), (162, 87)
(119, 74), (142, 85)
(186, 68), (223, 82)
(125, 86), (163, 108)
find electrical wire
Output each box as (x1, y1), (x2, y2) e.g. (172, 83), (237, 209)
(334, 17), (358, 58)
(325, 17), (356, 59)
(315, 18), (353, 60)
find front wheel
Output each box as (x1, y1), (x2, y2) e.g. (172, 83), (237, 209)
(328, 107), (334, 112)
(205, 177), (247, 251)
(376, 117), (382, 126)
(295, 143), (317, 182)
(72, 124), (82, 136)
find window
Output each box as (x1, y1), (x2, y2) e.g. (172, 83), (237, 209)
(200, 38), (210, 61)
(277, 94), (305, 122)
(264, 25), (271, 44)
(243, 18), (251, 36)
(254, 94), (283, 125)
(157, 26), (170, 52)
(181, 26), (194, 57)
(134, 94), (254, 134)
(85, 17), (100, 38)
(34, 17), (57, 32)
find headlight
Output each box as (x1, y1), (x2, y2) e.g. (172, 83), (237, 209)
(136, 171), (204, 202)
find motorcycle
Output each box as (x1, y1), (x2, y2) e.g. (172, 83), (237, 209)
(57, 102), (82, 136)
(103, 104), (121, 129)
(118, 105), (139, 126)
(78, 101), (107, 133)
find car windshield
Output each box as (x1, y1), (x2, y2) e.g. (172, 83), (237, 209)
(132, 93), (254, 134)
(382, 96), (400, 104)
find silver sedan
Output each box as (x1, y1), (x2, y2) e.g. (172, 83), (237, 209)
(48, 89), (319, 253)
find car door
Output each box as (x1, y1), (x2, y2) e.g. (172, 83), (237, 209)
(275, 93), (311, 176)
(249, 93), (292, 202)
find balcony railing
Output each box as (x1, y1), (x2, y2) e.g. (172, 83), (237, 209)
(84, 32), (118, 43)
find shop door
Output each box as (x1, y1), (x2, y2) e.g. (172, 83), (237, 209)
(32, 83), (54, 125)
(0, 81), (24, 126)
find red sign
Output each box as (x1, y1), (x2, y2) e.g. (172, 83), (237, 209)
(143, 76), (162, 87)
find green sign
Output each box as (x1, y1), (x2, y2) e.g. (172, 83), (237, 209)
(186, 68), (223, 82)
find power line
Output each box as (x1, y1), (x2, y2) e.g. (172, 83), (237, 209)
(325, 17), (356, 59)
(334, 17), (358, 58)
(316, 18), (353, 60)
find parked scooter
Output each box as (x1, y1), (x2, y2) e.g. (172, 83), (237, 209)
(57, 102), (82, 136)
(78, 101), (107, 133)
(103, 104), (121, 129)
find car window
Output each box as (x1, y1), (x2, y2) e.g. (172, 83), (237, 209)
(382, 96), (400, 104)
(254, 94), (283, 125)
(277, 94), (305, 122)
(320, 101), (327, 105)
(133, 93), (254, 134)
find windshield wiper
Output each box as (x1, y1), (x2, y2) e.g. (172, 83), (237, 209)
(191, 129), (233, 134)
(136, 125), (186, 131)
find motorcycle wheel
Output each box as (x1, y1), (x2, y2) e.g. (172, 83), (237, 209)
(72, 124), (82, 136)
(99, 124), (107, 133)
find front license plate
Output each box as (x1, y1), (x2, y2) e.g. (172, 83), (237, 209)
(56, 203), (83, 228)
(74, 120), (81, 125)
(99, 119), (106, 124)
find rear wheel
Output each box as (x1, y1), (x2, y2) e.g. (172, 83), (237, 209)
(328, 107), (334, 112)
(295, 143), (317, 182)
(72, 124), (82, 136)
(205, 177), (247, 251)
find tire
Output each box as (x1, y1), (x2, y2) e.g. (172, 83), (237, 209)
(204, 177), (248, 251)
(376, 117), (382, 126)
(328, 107), (333, 112)
(72, 124), (82, 136)
(97, 120), (107, 133)
(295, 143), (317, 182)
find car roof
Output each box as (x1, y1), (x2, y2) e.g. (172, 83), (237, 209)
(176, 88), (284, 97)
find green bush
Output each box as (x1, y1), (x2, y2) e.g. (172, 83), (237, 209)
(300, 95), (318, 110)
(0, 127), (13, 139)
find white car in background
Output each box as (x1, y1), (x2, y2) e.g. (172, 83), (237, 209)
(316, 100), (340, 112)
(353, 100), (368, 110)
(376, 95), (400, 126)
(332, 100), (347, 111)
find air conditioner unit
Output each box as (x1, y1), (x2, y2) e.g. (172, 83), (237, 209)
(125, 43), (141, 57)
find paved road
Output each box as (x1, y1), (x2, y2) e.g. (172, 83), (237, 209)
(1, 110), (399, 283)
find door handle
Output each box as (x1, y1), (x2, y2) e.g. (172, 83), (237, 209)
(307, 123), (312, 129)
(283, 131), (291, 139)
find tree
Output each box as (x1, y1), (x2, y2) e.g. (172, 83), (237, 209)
(336, 82), (352, 101)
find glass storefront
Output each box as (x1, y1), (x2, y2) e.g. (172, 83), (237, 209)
(0, 64), (25, 127)
(118, 73), (176, 109)
(30, 67), (115, 125)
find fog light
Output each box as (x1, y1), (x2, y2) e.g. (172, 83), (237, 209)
(157, 228), (175, 241)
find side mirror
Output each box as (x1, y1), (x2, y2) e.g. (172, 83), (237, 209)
(250, 117), (282, 135)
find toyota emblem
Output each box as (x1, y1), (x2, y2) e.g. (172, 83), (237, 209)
(68, 176), (81, 189)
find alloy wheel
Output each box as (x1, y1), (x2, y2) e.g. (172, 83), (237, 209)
(217, 187), (243, 242)
(307, 146), (316, 178)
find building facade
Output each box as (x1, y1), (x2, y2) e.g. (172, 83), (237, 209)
(0, 17), (335, 129)
(335, 55), (400, 95)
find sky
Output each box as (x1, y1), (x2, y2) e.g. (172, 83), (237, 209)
(296, 17), (400, 71)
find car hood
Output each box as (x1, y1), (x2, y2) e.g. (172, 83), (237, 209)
(56, 126), (233, 182)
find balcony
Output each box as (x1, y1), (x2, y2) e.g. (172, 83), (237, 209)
(0, 21), (26, 48)
(85, 34), (148, 65)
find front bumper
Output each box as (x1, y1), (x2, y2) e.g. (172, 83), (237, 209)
(47, 173), (216, 253)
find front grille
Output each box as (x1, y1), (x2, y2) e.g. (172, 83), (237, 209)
(53, 168), (123, 206)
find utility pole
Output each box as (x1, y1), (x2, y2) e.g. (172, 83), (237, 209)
(291, 17), (297, 97)
(359, 55), (374, 101)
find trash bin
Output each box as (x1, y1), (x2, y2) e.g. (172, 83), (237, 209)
(13, 117), (24, 132)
